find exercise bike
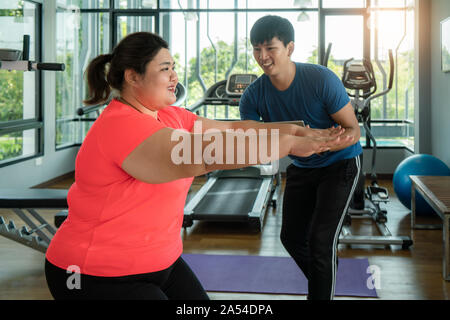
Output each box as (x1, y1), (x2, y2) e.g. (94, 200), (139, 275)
(338, 50), (413, 249)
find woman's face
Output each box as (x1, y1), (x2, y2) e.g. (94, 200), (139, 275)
(132, 48), (178, 109)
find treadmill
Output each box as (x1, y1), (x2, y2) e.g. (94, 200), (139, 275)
(183, 74), (280, 233)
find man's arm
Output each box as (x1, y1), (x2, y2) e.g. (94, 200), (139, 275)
(193, 116), (299, 135)
(328, 102), (361, 151)
(121, 127), (351, 184)
(193, 116), (343, 139)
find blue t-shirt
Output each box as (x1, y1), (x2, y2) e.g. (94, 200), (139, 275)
(239, 62), (362, 168)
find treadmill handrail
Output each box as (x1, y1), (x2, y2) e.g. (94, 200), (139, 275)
(188, 100), (205, 113)
(187, 78), (248, 114)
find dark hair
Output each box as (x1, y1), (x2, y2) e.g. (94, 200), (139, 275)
(250, 15), (294, 47)
(83, 32), (169, 105)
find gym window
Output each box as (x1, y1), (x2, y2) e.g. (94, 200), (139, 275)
(55, 1), (110, 149)
(53, 1), (416, 154)
(0, 0), (42, 167)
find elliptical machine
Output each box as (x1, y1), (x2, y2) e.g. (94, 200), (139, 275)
(338, 50), (413, 249)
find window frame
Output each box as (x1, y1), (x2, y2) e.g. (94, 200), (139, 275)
(51, 0), (414, 153)
(0, 0), (44, 168)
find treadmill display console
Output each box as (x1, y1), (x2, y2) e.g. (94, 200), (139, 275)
(226, 73), (257, 96)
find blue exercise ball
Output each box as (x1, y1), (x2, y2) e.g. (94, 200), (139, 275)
(393, 154), (450, 216)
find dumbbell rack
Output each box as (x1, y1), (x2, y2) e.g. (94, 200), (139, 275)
(0, 209), (56, 253)
(0, 35), (65, 253)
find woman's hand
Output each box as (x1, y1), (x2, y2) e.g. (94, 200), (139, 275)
(301, 125), (345, 139)
(289, 134), (353, 158)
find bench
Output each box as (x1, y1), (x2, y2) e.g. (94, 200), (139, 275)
(0, 189), (68, 253)
(410, 175), (450, 281)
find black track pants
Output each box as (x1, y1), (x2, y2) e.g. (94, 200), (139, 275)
(280, 156), (361, 300)
(45, 256), (209, 300)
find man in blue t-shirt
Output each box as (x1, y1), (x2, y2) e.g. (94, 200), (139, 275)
(240, 15), (363, 300)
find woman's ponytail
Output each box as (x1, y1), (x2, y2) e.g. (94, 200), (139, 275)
(83, 32), (169, 106)
(83, 54), (113, 106)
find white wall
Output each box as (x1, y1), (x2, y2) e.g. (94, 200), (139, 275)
(430, 0), (450, 166)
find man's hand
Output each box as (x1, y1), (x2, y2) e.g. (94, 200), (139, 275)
(289, 134), (354, 158)
(294, 124), (345, 139)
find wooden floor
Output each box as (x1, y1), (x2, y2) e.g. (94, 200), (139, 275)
(0, 173), (449, 300)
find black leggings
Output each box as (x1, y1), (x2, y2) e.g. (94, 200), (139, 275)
(45, 257), (209, 300)
(280, 156), (361, 300)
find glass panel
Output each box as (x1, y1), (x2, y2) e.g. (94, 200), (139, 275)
(0, 0), (37, 122)
(247, 0), (318, 9)
(116, 15), (155, 44)
(56, 0), (109, 9)
(371, 0), (411, 8)
(160, 0), (196, 9)
(369, 9), (415, 121)
(55, 10), (110, 147)
(322, 0), (365, 8)
(160, 11), (194, 106)
(325, 15), (364, 77)
(114, 0), (156, 9)
(369, 122), (414, 148)
(291, 11), (319, 63)
(161, 0), (318, 9)
(0, 128), (38, 163)
(56, 119), (78, 147)
(162, 11), (318, 110)
(369, 6), (415, 149)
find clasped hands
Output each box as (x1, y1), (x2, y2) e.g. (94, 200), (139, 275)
(289, 124), (354, 157)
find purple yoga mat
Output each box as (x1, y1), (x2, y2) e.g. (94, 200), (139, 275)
(182, 253), (378, 298)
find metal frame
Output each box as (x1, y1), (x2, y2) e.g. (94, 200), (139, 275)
(184, 176), (218, 218)
(0, 1), (43, 168)
(0, 188), (68, 253)
(112, 11), (159, 46)
(248, 177), (276, 221)
(0, 208), (57, 253)
(340, 203), (413, 249)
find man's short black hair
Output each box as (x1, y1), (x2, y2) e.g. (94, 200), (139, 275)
(250, 15), (295, 47)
